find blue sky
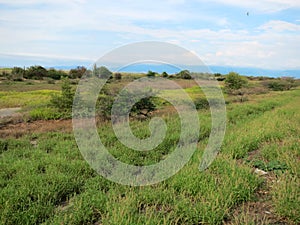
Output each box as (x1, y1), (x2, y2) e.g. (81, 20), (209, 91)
(0, 0), (299, 71)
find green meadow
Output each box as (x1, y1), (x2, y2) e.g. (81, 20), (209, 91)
(0, 74), (299, 225)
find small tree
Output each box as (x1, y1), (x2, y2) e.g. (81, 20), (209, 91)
(93, 66), (112, 79)
(177, 70), (192, 79)
(114, 72), (122, 80)
(69, 66), (87, 79)
(25, 65), (48, 79)
(48, 68), (67, 80)
(225, 72), (248, 91)
(147, 70), (156, 77)
(161, 71), (168, 78)
(11, 67), (25, 81)
(51, 78), (74, 115)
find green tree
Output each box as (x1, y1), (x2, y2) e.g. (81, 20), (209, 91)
(161, 71), (168, 78)
(50, 78), (74, 115)
(114, 72), (122, 80)
(93, 65), (112, 79)
(25, 65), (48, 79)
(48, 68), (67, 80)
(69, 66), (87, 79)
(11, 67), (25, 81)
(225, 72), (248, 90)
(177, 70), (192, 79)
(146, 70), (156, 77)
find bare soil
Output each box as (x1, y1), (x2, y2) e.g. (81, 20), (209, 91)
(0, 119), (72, 138)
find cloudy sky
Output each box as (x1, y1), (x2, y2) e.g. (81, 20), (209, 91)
(0, 0), (299, 70)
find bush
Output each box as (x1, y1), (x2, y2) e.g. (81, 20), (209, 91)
(97, 88), (157, 120)
(25, 65), (47, 80)
(194, 98), (209, 110)
(146, 70), (156, 77)
(114, 72), (122, 80)
(262, 78), (297, 91)
(225, 72), (248, 91)
(177, 70), (192, 79)
(11, 67), (25, 81)
(93, 65), (112, 79)
(161, 71), (168, 78)
(216, 77), (225, 81)
(69, 66), (87, 79)
(50, 78), (75, 116)
(47, 68), (67, 80)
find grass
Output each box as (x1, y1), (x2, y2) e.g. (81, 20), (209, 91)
(0, 90), (58, 109)
(0, 80), (64, 92)
(0, 80), (299, 224)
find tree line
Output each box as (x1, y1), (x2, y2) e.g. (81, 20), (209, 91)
(5, 65), (118, 81)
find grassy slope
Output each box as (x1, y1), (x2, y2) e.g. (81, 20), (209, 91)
(0, 89), (299, 224)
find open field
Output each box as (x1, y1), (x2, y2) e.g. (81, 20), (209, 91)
(0, 76), (299, 225)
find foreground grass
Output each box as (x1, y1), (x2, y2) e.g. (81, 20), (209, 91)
(0, 89), (299, 224)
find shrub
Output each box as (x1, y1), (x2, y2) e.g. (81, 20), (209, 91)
(225, 72), (248, 91)
(114, 72), (122, 80)
(146, 70), (156, 77)
(69, 66), (87, 79)
(50, 78), (75, 116)
(194, 98), (209, 110)
(25, 65), (48, 80)
(97, 88), (157, 120)
(93, 65), (112, 79)
(11, 67), (25, 81)
(216, 77), (225, 81)
(262, 78), (297, 91)
(161, 71), (168, 78)
(47, 68), (67, 80)
(177, 70), (192, 79)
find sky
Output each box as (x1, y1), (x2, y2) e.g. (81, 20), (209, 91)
(0, 0), (300, 73)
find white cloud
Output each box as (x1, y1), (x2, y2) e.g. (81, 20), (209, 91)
(259, 20), (300, 32)
(206, 0), (300, 12)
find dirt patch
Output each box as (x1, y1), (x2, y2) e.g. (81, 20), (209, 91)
(0, 107), (22, 118)
(0, 119), (73, 138)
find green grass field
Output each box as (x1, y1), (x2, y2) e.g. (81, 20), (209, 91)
(0, 78), (299, 224)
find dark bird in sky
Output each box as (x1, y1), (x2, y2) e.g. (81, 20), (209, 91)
(247, 12), (249, 16)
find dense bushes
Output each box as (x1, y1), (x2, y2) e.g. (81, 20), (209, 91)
(262, 78), (297, 91)
(97, 87), (157, 120)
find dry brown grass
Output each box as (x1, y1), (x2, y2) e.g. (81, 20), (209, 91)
(0, 119), (72, 138)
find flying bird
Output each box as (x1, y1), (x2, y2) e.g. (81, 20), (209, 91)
(247, 12), (249, 16)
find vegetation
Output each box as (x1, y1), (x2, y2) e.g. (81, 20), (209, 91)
(146, 70), (156, 77)
(97, 87), (157, 120)
(176, 69), (192, 79)
(0, 67), (299, 224)
(262, 77), (298, 91)
(50, 78), (74, 114)
(225, 72), (248, 91)
(69, 66), (87, 79)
